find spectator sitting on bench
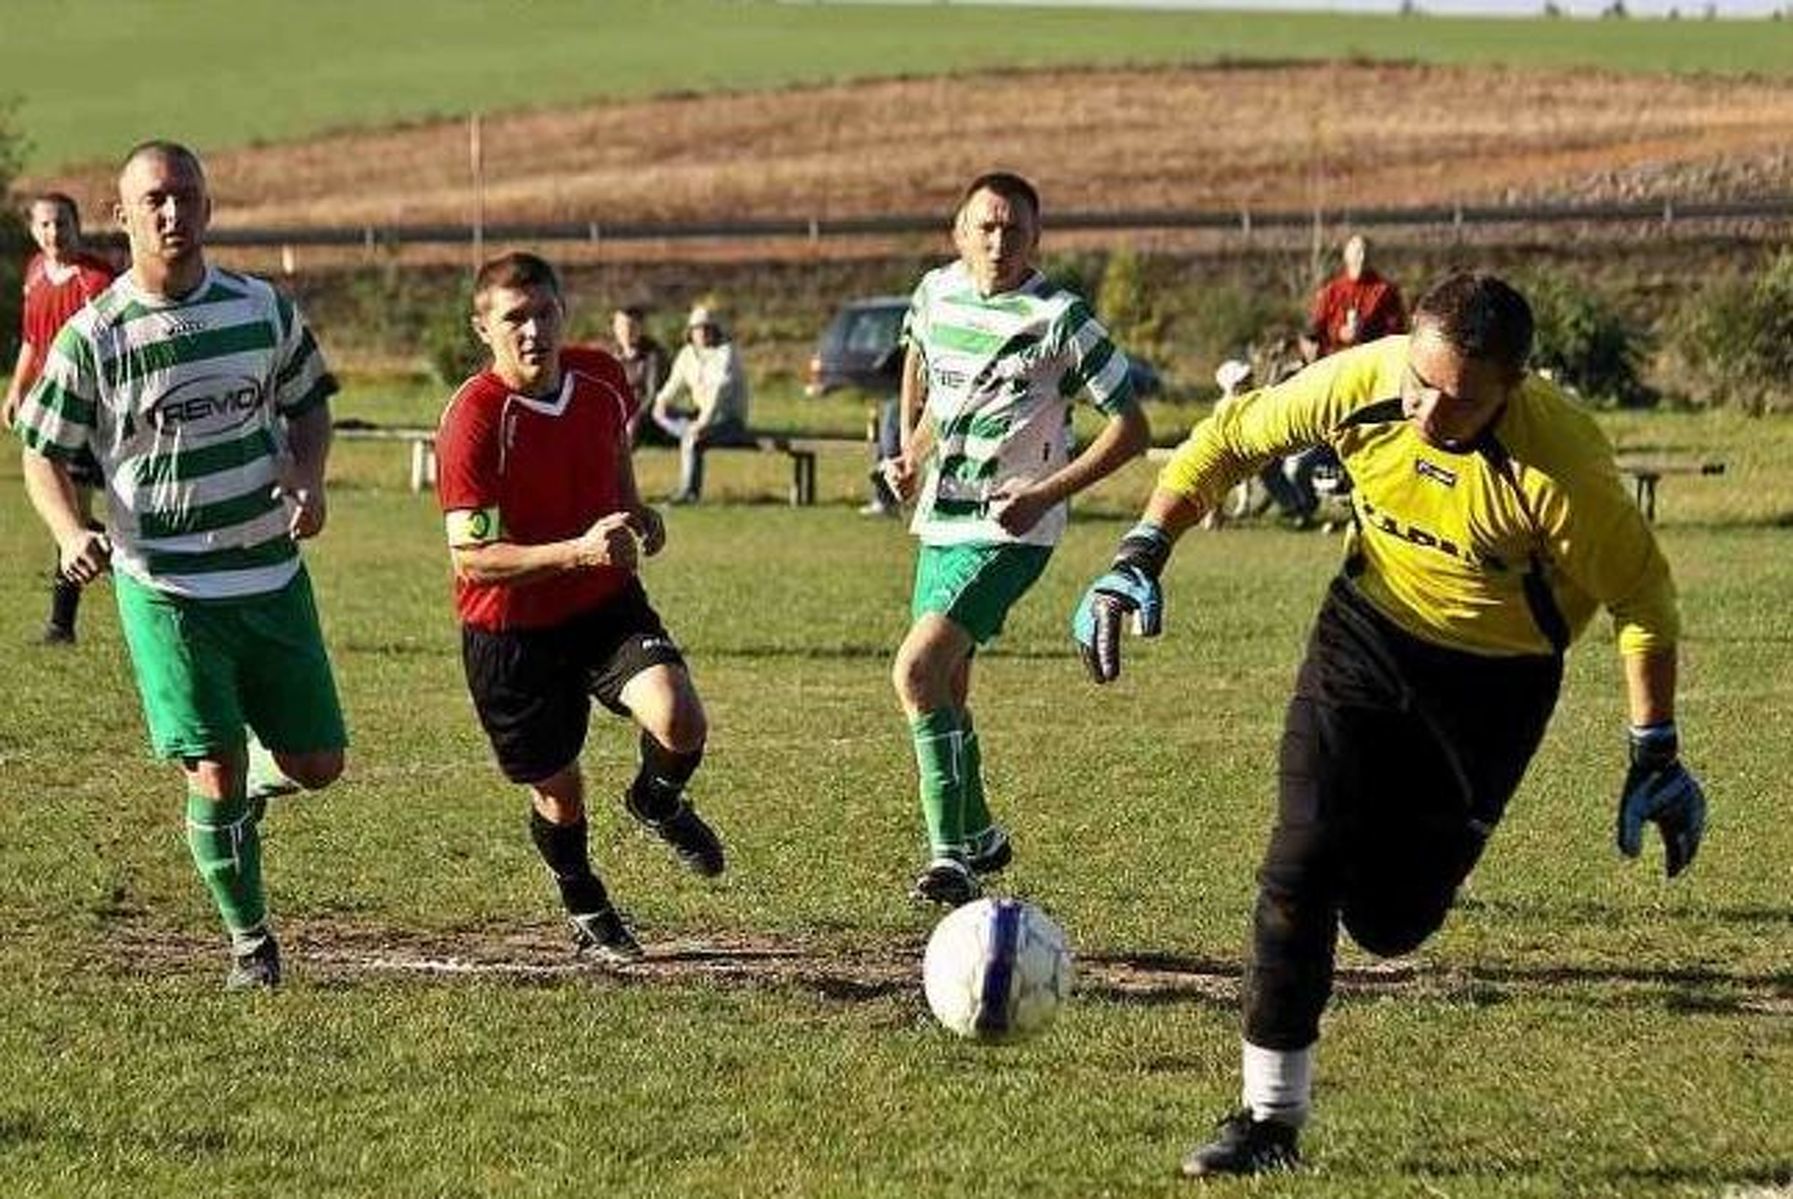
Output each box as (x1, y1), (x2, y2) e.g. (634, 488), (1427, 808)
(653, 305), (753, 505)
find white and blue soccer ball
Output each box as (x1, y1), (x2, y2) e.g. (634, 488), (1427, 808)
(923, 897), (1073, 1042)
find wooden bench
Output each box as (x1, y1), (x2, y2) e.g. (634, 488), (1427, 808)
(334, 421), (863, 506)
(1615, 458), (1726, 523)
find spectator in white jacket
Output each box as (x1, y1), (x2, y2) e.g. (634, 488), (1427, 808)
(653, 305), (753, 504)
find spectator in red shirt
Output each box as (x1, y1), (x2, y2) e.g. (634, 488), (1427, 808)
(4, 193), (118, 644)
(1299, 235), (1408, 363)
(435, 252), (726, 965)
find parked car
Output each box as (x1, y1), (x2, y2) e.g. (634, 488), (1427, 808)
(806, 295), (908, 396)
(806, 295), (1162, 398)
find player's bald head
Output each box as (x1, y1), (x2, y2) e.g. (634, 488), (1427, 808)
(117, 140), (206, 194)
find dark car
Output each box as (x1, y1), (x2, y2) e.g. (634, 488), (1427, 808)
(806, 295), (1162, 398)
(806, 295), (909, 396)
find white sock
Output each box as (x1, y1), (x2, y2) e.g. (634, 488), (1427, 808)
(1240, 1040), (1313, 1128)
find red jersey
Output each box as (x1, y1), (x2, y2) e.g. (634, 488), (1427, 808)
(19, 251), (116, 390)
(1306, 269), (1408, 358)
(436, 346), (639, 631)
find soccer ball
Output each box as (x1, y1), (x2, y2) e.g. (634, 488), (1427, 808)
(922, 897), (1073, 1042)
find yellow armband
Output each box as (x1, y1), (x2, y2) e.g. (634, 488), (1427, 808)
(445, 506), (502, 547)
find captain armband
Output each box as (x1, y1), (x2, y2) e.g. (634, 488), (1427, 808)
(445, 506), (502, 547)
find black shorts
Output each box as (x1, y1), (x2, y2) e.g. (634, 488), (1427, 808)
(461, 581), (686, 785)
(1243, 576), (1564, 1048)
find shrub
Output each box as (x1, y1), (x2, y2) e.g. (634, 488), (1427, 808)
(1096, 246), (1174, 367)
(1041, 251), (1102, 303)
(1668, 250), (1793, 414)
(422, 283), (484, 387)
(1520, 271), (1655, 407)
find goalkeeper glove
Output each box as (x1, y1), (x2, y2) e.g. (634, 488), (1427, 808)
(1616, 722), (1707, 879)
(1073, 521), (1170, 685)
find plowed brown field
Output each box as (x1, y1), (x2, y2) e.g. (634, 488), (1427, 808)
(28, 63), (1793, 230)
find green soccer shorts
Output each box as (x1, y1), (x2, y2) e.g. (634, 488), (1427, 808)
(115, 567), (348, 761)
(911, 541), (1053, 646)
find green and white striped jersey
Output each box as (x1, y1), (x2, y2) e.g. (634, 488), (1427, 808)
(16, 266), (337, 598)
(905, 262), (1135, 547)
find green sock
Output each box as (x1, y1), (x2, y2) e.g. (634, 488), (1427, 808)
(961, 709), (993, 843)
(909, 708), (967, 859)
(185, 791), (268, 942)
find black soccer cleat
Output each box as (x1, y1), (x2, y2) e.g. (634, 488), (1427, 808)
(627, 794), (726, 878)
(967, 825), (1013, 876)
(1180, 1109), (1301, 1178)
(225, 934), (282, 991)
(569, 907), (644, 965)
(38, 624), (76, 646)
(909, 856), (980, 908)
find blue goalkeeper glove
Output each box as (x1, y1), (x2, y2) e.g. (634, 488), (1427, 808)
(1616, 722), (1707, 879)
(1073, 521), (1170, 684)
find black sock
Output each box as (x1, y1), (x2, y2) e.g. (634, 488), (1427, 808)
(528, 810), (609, 915)
(49, 569), (81, 633)
(628, 730), (703, 822)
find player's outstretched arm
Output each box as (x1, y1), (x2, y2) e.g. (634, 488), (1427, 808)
(1616, 648), (1706, 878)
(989, 404), (1148, 537)
(3, 341), (35, 429)
(22, 450), (110, 584)
(1073, 486), (1208, 684)
(277, 402), (333, 539)
(450, 514), (639, 586)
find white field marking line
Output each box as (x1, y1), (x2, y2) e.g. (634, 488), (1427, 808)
(302, 943), (1793, 1014)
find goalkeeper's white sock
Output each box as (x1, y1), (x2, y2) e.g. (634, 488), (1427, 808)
(1241, 1040), (1313, 1128)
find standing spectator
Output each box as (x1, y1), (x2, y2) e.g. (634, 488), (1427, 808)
(883, 171), (1149, 906)
(611, 304), (672, 448)
(436, 252), (726, 965)
(1074, 272), (1702, 1177)
(652, 305), (753, 505)
(1299, 234), (1408, 364)
(4, 193), (118, 644)
(14, 142), (347, 990)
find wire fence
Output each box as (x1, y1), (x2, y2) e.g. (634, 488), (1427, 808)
(166, 195), (1793, 250)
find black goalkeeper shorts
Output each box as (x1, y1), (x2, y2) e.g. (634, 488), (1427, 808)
(461, 581), (686, 785)
(1242, 575), (1563, 1050)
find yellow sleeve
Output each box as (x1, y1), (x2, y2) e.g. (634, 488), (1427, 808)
(1157, 338), (1406, 507)
(1521, 390), (1679, 656)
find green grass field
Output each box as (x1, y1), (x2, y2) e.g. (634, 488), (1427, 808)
(9, 0), (1793, 172)
(1, 397), (1788, 1196)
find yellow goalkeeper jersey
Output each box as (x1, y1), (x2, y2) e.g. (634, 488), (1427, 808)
(1159, 336), (1677, 658)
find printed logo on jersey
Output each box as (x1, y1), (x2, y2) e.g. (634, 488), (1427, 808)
(147, 374), (265, 434)
(162, 316), (209, 339)
(1415, 459), (1458, 488)
(1355, 495), (1509, 572)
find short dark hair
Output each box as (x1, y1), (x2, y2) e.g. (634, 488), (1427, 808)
(28, 192), (80, 224)
(614, 304), (647, 322)
(119, 139), (206, 181)
(1413, 272), (1534, 376)
(960, 171), (1040, 222)
(473, 251), (562, 308)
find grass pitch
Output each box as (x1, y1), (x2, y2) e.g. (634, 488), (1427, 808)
(0, 399), (1789, 1196)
